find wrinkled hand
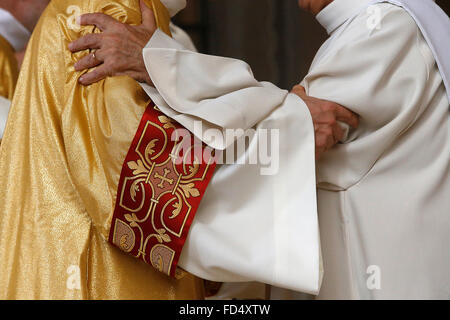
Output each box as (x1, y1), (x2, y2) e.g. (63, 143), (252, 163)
(291, 85), (359, 159)
(68, 0), (156, 86)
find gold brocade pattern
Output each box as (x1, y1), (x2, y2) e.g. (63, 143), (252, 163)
(0, 35), (18, 100)
(0, 0), (204, 299)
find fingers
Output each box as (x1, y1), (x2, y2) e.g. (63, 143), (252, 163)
(316, 148), (325, 160)
(78, 64), (110, 86)
(69, 33), (102, 52)
(79, 13), (118, 31)
(314, 128), (334, 160)
(315, 123), (336, 145)
(314, 120), (344, 159)
(140, 0), (156, 29)
(292, 88), (359, 130)
(74, 51), (103, 71)
(332, 120), (345, 142)
(291, 84), (306, 93)
(295, 88), (357, 158)
(334, 105), (359, 128)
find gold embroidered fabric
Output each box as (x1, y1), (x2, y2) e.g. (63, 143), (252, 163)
(0, 34), (18, 100)
(109, 103), (216, 278)
(0, 0), (204, 299)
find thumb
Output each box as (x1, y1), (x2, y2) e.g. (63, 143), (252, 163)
(140, 0), (156, 29)
(291, 84), (307, 99)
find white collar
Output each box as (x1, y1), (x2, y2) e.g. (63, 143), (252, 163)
(0, 8), (30, 51)
(316, 0), (371, 35)
(316, 0), (450, 105)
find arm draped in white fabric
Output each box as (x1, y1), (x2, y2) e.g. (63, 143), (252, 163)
(139, 29), (322, 294)
(141, 29), (290, 150)
(169, 22), (197, 52)
(304, 4), (443, 190)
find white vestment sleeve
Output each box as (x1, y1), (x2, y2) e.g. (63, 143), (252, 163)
(169, 22), (197, 52)
(141, 29), (289, 150)
(140, 29), (321, 294)
(179, 94), (320, 294)
(0, 96), (11, 140)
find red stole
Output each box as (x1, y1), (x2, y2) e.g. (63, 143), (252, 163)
(109, 102), (216, 277)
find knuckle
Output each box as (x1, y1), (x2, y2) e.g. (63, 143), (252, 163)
(108, 57), (119, 67)
(115, 23), (127, 33)
(324, 102), (335, 112)
(327, 118), (337, 126)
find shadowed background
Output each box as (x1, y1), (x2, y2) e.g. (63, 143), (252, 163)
(174, 0), (450, 90)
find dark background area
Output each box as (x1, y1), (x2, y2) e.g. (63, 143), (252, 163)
(174, 0), (450, 90)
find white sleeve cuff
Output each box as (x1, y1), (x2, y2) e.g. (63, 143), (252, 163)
(145, 28), (187, 51)
(141, 29), (288, 150)
(178, 94), (321, 295)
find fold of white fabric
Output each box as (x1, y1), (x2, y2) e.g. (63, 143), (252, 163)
(141, 29), (288, 150)
(0, 96), (10, 140)
(160, 0), (186, 17)
(169, 23), (197, 52)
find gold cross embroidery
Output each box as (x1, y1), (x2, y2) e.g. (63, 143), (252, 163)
(154, 168), (174, 189)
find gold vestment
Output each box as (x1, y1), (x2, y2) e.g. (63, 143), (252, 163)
(0, 0), (204, 299)
(0, 34), (18, 100)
